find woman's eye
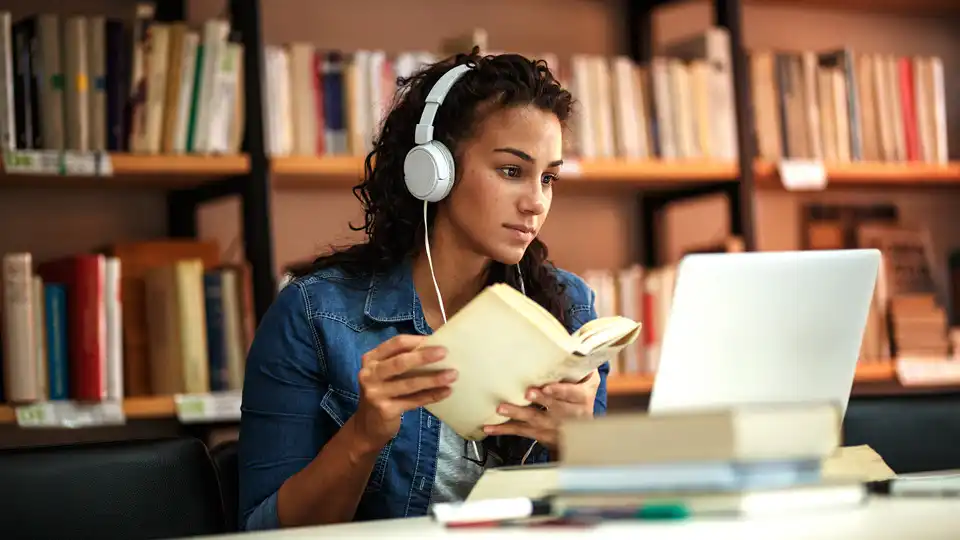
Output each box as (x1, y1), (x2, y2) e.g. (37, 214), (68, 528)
(499, 166), (522, 178)
(542, 174), (558, 185)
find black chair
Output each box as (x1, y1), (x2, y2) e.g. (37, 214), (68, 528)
(0, 437), (227, 540)
(843, 393), (960, 474)
(210, 439), (240, 532)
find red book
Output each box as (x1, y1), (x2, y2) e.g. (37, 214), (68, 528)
(898, 58), (920, 162)
(37, 254), (106, 401)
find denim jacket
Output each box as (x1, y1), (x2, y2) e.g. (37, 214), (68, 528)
(237, 259), (609, 530)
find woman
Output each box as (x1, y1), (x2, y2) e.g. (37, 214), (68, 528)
(237, 49), (610, 530)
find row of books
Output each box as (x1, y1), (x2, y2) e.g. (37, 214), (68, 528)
(802, 205), (952, 362)
(753, 49), (949, 165)
(258, 25), (951, 168)
(0, 5), (244, 156)
(0, 241), (252, 405)
(259, 27), (740, 162)
(0, 11), (950, 169)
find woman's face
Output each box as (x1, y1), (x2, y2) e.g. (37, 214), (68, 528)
(438, 104), (563, 265)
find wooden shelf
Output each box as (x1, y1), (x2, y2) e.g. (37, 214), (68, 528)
(0, 153), (250, 188)
(110, 154), (250, 176)
(271, 156), (739, 189)
(751, 0), (960, 15)
(605, 361), (955, 398)
(0, 395), (176, 425)
(607, 374), (655, 396)
(754, 160), (960, 189)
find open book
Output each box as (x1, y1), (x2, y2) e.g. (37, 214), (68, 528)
(414, 283), (642, 440)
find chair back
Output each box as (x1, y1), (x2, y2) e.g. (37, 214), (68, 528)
(0, 437), (227, 540)
(210, 439), (240, 532)
(844, 393), (960, 473)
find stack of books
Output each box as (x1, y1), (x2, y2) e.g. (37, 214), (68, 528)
(439, 403), (893, 526)
(545, 403), (866, 519)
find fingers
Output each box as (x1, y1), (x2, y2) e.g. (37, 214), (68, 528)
(391, 386), (452, 411)
(483, 420), (544, 440)
(374, 346), (447, 380)
(377, 369), (457, 399)
(361, 334), (426, 366)
(538, 382), (589, 404)
(540, 370), (599, 404)
(527, 388), (584, 419)
(495, 403), (552, 430)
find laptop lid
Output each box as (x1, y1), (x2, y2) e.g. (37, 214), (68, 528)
(648, 249), (881, 419)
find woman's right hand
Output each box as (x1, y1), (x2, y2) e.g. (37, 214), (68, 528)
(352, 335), (456, 450)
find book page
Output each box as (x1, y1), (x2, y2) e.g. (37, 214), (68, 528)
(466, 464), (559, 502)
(573, 316), (642, 354)
(821, 445), (896, 482)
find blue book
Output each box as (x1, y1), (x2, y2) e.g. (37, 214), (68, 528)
(203, 271), (228, 392)
(44, 283), (69, 400)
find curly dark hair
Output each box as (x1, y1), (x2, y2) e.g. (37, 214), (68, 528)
(292, 48), (576, 328)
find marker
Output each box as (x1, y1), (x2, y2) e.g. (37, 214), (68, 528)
(561, 503), (691, 521)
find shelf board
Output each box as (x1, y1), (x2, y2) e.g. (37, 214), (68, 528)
(271, 156), (739, 189)
(605, 361), (952, 398)
(1, 153), (250, 188)
(751, 0), (960, 15)
(754, 160), (960, 189)
(607, 374), (655, 396)
(0, 395), (176, 425)
(111, 153), (250, 176)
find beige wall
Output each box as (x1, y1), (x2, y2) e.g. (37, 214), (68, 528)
(1, 0), (959, 293)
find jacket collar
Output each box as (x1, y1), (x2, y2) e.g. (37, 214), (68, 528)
(363, 257), (432, 335)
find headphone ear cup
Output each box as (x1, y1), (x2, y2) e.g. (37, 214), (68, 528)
(434, 142), (456, 200)
(403, 142), (454, 202)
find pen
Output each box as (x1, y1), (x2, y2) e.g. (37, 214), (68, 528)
(560, 503), (691, 521)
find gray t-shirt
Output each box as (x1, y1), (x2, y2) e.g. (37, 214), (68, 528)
(430, 422), (503, 504)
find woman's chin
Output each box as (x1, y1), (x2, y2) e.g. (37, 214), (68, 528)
(489, 245), (527, 266)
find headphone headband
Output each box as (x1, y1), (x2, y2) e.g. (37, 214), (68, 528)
(414, 63), (474, 145)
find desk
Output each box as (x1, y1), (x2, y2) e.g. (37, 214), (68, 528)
(203, 497), (959, 539)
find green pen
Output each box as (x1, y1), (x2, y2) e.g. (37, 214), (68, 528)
(634, 503), (691, 520)
(560, 502), (691, 521)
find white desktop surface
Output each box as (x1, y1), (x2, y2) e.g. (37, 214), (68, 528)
(203, 497), (959, 539)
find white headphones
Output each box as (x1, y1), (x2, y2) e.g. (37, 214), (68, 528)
(403, 63), (474, 202)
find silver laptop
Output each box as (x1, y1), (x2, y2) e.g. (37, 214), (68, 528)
(648, 249), (881, 419)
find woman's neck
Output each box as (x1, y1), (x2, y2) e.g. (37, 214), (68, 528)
(412, 222), (489, 328)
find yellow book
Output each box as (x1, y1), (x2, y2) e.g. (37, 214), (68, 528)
(415, 283), (641, 440)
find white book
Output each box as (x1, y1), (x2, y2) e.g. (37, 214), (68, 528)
(105, 257), (124, 400)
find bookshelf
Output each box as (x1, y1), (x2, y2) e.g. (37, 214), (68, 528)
(0, 154), (251, 188)
(754, 161), (960, 189)
(271, 157), (741, 189)
(2, 0), (960, 440)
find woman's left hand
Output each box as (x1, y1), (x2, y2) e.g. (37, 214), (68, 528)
(482, 370), (601, 450)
